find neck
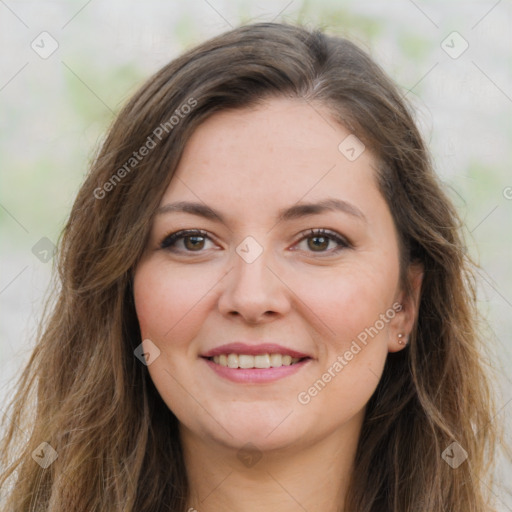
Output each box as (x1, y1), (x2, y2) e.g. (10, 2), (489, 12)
(180, 413), (363, 512)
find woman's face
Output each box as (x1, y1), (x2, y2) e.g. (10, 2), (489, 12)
(133, 97), (419, 452)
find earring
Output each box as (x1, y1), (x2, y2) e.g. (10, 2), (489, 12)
(398, 333), (407, 345)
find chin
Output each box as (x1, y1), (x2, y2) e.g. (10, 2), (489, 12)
(204, 402), (310, 451)
(212, 426), (302, 454)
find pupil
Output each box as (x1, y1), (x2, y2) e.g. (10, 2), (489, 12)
(185, 236), (204, 250)
(309, 236), (328, 251)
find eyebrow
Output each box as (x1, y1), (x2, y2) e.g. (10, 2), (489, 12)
(156, 198), (367, 224)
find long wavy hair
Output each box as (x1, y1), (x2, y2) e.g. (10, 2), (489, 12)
(0, 22), (505, 511)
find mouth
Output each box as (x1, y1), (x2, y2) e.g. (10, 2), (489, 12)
(205, 353), (309, 369)
(200, 342), (313, 383)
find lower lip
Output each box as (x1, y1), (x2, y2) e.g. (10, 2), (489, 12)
(203, 357), (310, 383)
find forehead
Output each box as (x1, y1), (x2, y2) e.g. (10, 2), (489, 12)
(161, 97), (381, 222)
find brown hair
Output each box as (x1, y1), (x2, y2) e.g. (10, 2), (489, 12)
(0, 22), (505, 511)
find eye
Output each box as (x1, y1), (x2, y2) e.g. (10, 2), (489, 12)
(159, 228), (351, 255)
(160, 229), (217, 253)
(293, 228), (351, 254)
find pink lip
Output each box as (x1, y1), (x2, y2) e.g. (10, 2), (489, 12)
(203, 358), (311, 383)
(201, 342), (311, 359)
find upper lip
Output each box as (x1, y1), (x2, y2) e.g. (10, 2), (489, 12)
(201, 342), (311, 359)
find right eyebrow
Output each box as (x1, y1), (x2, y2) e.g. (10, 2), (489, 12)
(156, 201), (225, 222)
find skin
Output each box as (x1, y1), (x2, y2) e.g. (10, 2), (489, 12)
(133, 97), (423, 512)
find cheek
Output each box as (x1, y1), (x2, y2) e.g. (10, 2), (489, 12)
(133, 259), (227, 355)
(133, 261), (218, 344)
(295, 272), (393, 417)
(291, 263), (398, 345)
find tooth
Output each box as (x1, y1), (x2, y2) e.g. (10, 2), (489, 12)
(269, 354), (283, 367)
(227, 354), (239, 368)
(254, 354), (271, 368)
(218, 353), (301, 368)
(239, 354), (255, 369)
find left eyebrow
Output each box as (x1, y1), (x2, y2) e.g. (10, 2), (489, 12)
(277, 198), (367, 224)
(155, 197), (367, 224)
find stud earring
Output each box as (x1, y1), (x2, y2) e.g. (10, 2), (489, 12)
(398, 333), (407, 345)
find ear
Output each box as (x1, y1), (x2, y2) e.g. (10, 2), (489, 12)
(387, 262), (424, 353)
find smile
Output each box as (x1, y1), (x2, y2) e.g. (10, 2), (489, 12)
(202, 355), (311, 384)
(201, 342), (312, 383)
(208, 353), (304, 369)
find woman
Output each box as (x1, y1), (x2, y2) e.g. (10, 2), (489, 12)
(0, 22), (505, 511)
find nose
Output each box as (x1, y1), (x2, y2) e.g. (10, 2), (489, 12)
(217, 241), (291, 324)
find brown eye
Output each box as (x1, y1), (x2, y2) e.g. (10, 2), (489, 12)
(161, 230), (215, 252)
(295, 229), (351, 254)
(183, 235), (206, 251)
(307, 235), (330, 251)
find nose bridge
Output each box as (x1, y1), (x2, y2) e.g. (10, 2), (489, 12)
(217, 234), (289, 321)
(231, 234), (274, 295)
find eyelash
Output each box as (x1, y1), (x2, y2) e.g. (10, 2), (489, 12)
(159, 228), (351, 256)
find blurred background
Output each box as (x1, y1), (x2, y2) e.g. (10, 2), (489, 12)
(1, 0), (511, 507)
